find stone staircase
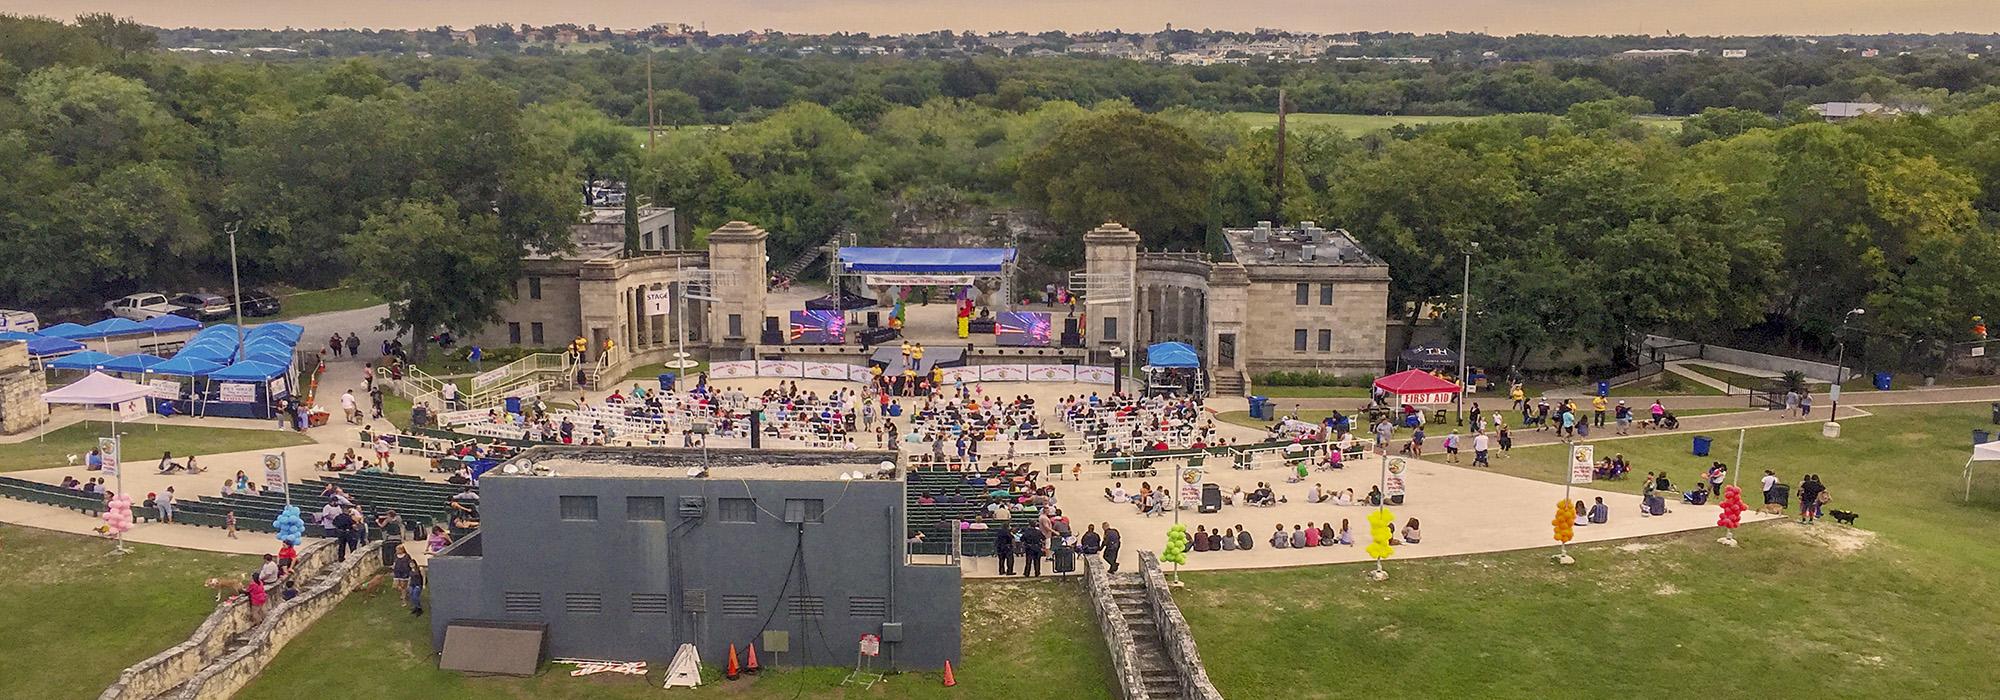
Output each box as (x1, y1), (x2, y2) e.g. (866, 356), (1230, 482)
(1211, 370), (1245, 397)
(1108, 573), (1187, 699)
(1083, 552), (1222, 700)
(772, 235), (839, 285)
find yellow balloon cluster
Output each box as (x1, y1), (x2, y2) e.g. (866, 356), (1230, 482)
(1553, 499), (1575, 544)
(1366, 508), (1397, 560)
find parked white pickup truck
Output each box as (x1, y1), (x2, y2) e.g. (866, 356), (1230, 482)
(0, 309), (38, 333)
(105, 293), (175, 321)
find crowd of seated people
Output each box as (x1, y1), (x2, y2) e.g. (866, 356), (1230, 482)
(1184, 520), (1358, 553)
(1060, 392), (1214, 451)
(1594, 454), (1633, 480)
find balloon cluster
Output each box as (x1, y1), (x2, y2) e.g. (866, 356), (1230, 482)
(1162, 523), (1189, 566)
(102, 494), (135, 534)
(1365, 509), (1397, 560)
(1717, 484), (1748, 530)
(1553, 499), (1576, 544)
(273, 505), (306, 546)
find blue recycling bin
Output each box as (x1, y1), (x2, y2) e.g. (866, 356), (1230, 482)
(658, 372), (676, 391)
(1597, 381), (1610, 397)
(1975, 429), (1990, 446)
(504, 396), (521, 414)
(1692, 435), (1713, 456)
(1874, 371), (1892, 391)
(1247, 395), (1269, 420)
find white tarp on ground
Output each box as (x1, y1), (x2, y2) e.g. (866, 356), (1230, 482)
(41, 371), (154, 405)
(1966, 441), (2000, 500)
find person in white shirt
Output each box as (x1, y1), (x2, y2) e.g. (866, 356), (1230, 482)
(1760, 470), (1779, 504)
(1472, 432), (1492, 467)
(340, 389), (359, 424)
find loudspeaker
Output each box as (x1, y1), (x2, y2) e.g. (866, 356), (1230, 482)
(1063, 318), (1080, 334)
(761, 329), (784, 345)
(867, 312), (881, 328)
(1061, 319), (1082, 347)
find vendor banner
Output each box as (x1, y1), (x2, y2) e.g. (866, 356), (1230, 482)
(801, 362), (851, 380)
(848, 364), (876, 383)
(1569, 444), (1595, 485)
(710, 361), (756, 379)
(940, 366), (981, 384)
(978, 364), (1028, 382)
(1073, 365), (1116, 384)
(148, 378), (181, 400)
(270, 374), (290, 397)
(471, 366), (509, 390)
(1395, 391), (1456, 405)
(864, 274), (974, 287)
(757, 360), (804, 378)
(117, 398), (144, 420)
(218, 382), (257, 403)
(98, 437), (119, 477)
(262, 453), (287, 492)
(1026, 364), (1076, 382)
(1386, 457), (1409, 498)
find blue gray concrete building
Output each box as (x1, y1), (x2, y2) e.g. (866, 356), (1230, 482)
(427, 446), (961, 670)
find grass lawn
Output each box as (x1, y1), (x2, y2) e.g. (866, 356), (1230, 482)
(380, 392), (413, 431)
(1681, 363), (1786, 392)
(0, 528), (253, 699)
(237, 578), (1113, 699)
(269, 286), (383, 322)
(1607, 372), (1726, 397)
(0, 422), (314, 473)
(1180, 401), (2000, 697)
(1228, 112), (1683, 134)
(1248, 385), (1372, 399)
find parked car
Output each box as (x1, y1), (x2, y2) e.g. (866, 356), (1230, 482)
(231, 290), (282, 317)
(0, 309), (38, 333)
(105, 293), (175, 321)
(169, 292), (232, 321)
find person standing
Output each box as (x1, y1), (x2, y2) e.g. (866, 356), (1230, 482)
(329, 333), (344, 358)
(331, 506), (357, 559)
(1102, 523), (1121, 574)
(406, 562), (425, 616)
(1592, 394), (1608, 427)
(1707, 462), (1727, 497)
(1761, 469), (1780, 505)
(346, 332), (361, 357)
(158, 486), (176, 523)
(1019, 525), (1046, 577)
(1799, 393), (1813, 419)
(1783, 389), (1800, 418)
(393, 548), (416, 601)
(1472, 431), (1491, 467)
(993, 523), (1015, 576)
(340, 389), (359, 424)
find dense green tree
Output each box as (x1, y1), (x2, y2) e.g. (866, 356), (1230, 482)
(1016, 109), (1215, 249)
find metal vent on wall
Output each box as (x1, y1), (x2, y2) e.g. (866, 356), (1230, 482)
(849, 596), (887, 618)
(788, 596), (826, 618)
(682, 588), (707, 613)
(631, 593), (672, 615)
(565, 592), (603, 615)
(678, 496), (705, 518)
(502, 591), (541, 615)
(720, 594), (759, 618)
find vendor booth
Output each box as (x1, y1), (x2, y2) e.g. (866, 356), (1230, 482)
(197, 360), (291, 419)
(1143, 341), (1204, 396)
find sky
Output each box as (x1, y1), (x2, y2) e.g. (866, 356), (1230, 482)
(1, 1), (1994, 36)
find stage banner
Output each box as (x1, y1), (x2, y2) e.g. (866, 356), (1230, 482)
(645, 288), (674, 316)
(757, 360), (804, 378)
(1073, 365), (1116, 384)
(218, 382), (257, 403)
(940, 366), (980, 384)
(1026, 364), (1075, 382)
(978, 364), (1028, 382)
(847, 364), (875, 383)
(710, 361), (756, 379)
(471, 366), (509, 390)
(801, 362), (853, 381)
(864, 274), (974, 287)
(270, 374), (290, 397)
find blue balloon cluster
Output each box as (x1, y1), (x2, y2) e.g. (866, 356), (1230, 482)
(273, 505), (306, 546)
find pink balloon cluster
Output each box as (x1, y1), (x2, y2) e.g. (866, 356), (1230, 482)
(102, 494), (135, 534)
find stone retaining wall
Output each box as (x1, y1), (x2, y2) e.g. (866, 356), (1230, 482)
(1083, 555), (1148, 700)
(1139, 552), (1224, 700)
(98, 540), (339, 700)
(163, 541), (383, 700)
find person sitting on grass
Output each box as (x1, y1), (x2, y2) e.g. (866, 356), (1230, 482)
(1399, 518), (1422, 545)
(156, 452), (183, 474)
(1236, 525), (1254, 551)
(1589, 497), (1609, 524)
(1270, 523), (1290, 549)
(1218, 527), (1237, 551)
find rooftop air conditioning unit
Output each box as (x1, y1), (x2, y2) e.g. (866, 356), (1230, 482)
(1250, 227), (1269, 243)
(1300, 244), (1317, 261)
(1256, 220), (1274, 229)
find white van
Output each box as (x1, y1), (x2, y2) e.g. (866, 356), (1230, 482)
(0, 309), (39, 333)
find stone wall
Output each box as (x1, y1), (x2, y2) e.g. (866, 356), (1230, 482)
(98, 540), (341, 700)
(1138, 551), (1224, 700)
(155, 542), (382, 700)
(1083, 556), (1148, 700)
(0, 341), (48, 435)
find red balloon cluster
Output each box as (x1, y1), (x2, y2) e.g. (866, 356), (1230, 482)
(1716, 484), (1748, 529)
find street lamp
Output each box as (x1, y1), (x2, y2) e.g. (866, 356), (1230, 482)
(1455, 242), (1478, 426)
(1110, 345), (1128, 396)
(1830, 308), (1864, 424)
(747, 398), (765, 449)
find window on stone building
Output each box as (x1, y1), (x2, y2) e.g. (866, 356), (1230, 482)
(529, 276), (543, 300)
(507, 322), (521, 345)
(1294, 329), (1308, 351)
(1318, 329), (1333, 352)
(627, 496), (666, 521)
(531, 322), (545, 345)
(1320, 284), (1334, 305)
(1295, 283), (1310, 305)
(1103, 317), (1119, 341)
(728, 314), (743, 338)
(559, 495), (598, 521)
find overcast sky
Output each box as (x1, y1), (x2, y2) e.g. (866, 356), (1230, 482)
(2, 1), (1993, 35)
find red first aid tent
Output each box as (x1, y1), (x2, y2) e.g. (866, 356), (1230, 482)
(1373, 369), (1462, 405)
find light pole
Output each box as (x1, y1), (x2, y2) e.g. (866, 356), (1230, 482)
(226, 221), (245, 360)
(1110, 345), (1128, 396)
(1830, 308), (1864, 424)
(1456, 242), (1477, 426)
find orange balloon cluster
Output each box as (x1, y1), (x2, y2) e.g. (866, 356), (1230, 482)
(1552, 499), (1575, 544)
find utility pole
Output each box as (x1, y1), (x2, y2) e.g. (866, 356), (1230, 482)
(226, 221), (244, 360)
(1273, 88), (1288, 222)
(1456, 242), (1477, 425)
(646, 52), (657, 151)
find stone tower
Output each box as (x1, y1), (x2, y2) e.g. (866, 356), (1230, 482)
(705, 221), (769, 351)
(1083, 222), (1140, 351)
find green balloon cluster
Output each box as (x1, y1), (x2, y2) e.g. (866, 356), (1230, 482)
(1163, 523), (1190, 565)
(1366, 508), (1397, 560)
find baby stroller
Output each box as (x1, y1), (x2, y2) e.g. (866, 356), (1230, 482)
(1681, 488), (1709, 506)
(1657, 411), (1680, 430)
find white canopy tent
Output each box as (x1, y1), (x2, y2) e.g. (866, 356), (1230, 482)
(42, 371), (155, 406)
(1965, 441), (2000, 501)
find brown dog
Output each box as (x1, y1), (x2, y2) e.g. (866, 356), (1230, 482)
(205, 575), (247, 602)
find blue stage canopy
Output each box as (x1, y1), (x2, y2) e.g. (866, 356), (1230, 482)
(39, 323), (97, 340)
(838, 247), (1016, 274)
(85, 317), (150, 337)
(1147, 341), (1201, 369)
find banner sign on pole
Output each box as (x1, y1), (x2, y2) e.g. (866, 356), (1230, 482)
(148, 378), (181, 400)
(218, 382), (257, 403)
(263, 453), (287, 492)
(1386, 457), (1408, 498)
(858, 634), (881, 657)
(645, 288), (674, 316)
(1396, 391), (1457, 405)
(98, 437), (120, 477)
(1569, 444), (1595, 484)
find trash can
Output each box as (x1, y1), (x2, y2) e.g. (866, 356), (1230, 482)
(1248, 396), (1269, 420)
(503, 396), (521, 415)
(658, 373), (676, 391)
(1053, 543), (1076, 575)
(1976, 429), (1990, 446)
(1692, 435), (1712, 456)
(1597, 381), (1610, 397)
(1874, 371), (1892, 391)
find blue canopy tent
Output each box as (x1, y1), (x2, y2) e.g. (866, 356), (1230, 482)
(98, 353), (166, 373)
(0, 332), (85, 358)
(1146, 342), (1201, 368)
(198, 360), (291, 419)
(836, 247), (1017, 274)
(84, 317), (150, 338)
(139, 315), (201, 333)
(39, 323), (97, 340)
(1143, 341), (1203, 396)
(245, 322), (304, 344)
(49, 350), (118, 371)
(149, 356), (224, 376)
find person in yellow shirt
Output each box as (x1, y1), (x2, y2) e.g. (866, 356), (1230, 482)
(1509, 383), (1526, 411)
(912, 343), (925, 363)
(1591, 395), (1608, 428)
(902, 367), (917, 397)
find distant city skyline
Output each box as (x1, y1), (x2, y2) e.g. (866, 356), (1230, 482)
(3, 1), (1996, 36)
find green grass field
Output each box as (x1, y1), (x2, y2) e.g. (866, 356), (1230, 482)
(1228, 112), (1684, 134)
(269, 286), (383, 322)
(1181, 401), (2000, 697)
(0, 422), (314, 473)
(0, 528), (253, 699)
(237, 578), (1113, 700)
(1608, 372), (1727, 397)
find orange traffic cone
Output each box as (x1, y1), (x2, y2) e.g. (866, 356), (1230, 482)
(942, 660), (957, 687)
(725, 644), (741, 680)
(745, 644), (761, 674)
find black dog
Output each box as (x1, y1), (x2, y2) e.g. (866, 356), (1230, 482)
(1829, 509), (1860, 526)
